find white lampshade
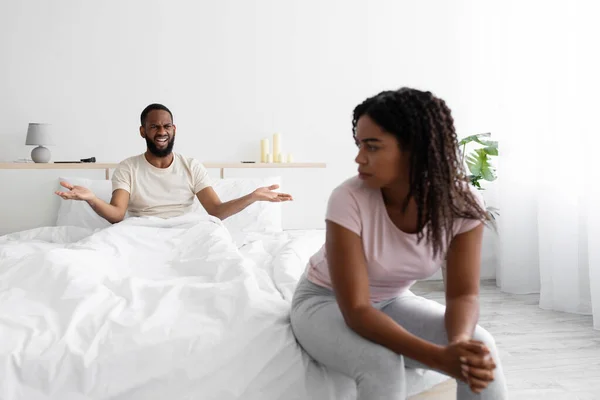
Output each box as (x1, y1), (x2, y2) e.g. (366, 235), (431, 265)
(25, 123), (53, 145)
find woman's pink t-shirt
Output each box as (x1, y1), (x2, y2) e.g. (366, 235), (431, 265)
(306, 177), (485, 303)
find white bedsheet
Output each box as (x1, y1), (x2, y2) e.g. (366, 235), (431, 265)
(0, 215), (355, 400)
(0, 217), (447, 399)
(235, 230), (325, 302)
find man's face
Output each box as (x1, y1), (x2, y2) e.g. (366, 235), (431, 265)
(140, 110), (176, 157)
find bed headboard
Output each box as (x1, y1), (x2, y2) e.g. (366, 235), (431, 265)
(0, 162), (328, 235)
(0, 162), (325, 179)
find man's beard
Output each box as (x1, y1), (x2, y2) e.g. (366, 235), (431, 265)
(146, 135), (175, 157)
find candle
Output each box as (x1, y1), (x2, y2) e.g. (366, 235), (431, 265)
(266, 153), (273, 163)
(286, 153), (293, 163)
(260, 139), (269, 163)
(272, 133), (281, 163)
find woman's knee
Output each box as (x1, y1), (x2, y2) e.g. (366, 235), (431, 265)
(472, 325), (499, 354)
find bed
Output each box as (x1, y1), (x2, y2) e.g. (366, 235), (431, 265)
(0, 176), (451, 399)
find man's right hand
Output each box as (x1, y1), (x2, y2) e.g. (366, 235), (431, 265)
(437, 340), (496, 393)
(55, 181), (96, 202)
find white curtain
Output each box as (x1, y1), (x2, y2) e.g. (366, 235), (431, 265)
(493, 0), (600, 329)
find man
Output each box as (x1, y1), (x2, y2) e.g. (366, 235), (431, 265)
(55, 103), (292, 224)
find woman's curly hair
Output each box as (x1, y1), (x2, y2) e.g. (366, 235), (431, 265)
(352, 87), (489, 258)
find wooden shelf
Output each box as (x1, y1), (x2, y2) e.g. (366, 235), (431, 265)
(0, 163), (118, 170)
(0, 162), (326, 179)
(203, 162), (326, 169)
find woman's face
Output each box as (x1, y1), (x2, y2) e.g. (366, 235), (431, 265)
(354, 115), (410, 188)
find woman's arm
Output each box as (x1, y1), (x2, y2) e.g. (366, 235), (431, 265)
(445, 223), (499, 393)
(326, 220), (445, 368)
(444, 223), (484, 343)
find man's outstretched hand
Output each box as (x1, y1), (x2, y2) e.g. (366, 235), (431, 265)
(55, 181), (96, 202)
(252, 184), (293, 202)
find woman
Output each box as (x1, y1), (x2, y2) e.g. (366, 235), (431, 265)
(290, 88), (508, 399)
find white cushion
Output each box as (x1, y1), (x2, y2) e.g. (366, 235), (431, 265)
(196, 177), (283, 233)
(55, 177), (114, 230)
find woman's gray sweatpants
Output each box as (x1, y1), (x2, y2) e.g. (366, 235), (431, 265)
(290, 275), (508, 400)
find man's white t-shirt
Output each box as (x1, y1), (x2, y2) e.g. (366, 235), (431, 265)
(111, 152), (212, 218)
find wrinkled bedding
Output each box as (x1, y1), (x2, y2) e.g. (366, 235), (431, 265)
(0, 215), (447, 399)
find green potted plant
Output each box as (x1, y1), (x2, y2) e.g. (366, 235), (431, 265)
(459, 132), (499, 222)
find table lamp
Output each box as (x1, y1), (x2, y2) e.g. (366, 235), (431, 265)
(25, 123), (53, 163)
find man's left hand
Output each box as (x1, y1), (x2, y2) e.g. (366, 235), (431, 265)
(252, 184), (293, 202)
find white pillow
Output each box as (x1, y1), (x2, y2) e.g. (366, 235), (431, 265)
(196, 176), (283, 233)
(55, 177), (114, 230)
(55, 176), (283, 233)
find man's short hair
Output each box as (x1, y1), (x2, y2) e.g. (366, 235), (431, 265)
(140, 103), (173, 127)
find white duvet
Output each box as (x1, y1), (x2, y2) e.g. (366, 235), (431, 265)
(0, 214), (447, 400)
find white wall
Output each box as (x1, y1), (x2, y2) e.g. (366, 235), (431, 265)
(0, 0), (501, 278)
